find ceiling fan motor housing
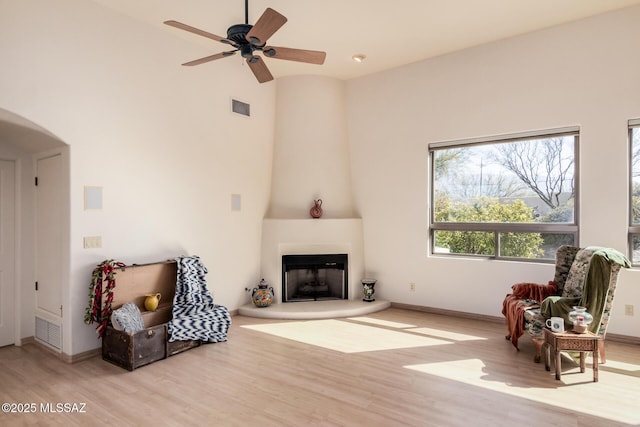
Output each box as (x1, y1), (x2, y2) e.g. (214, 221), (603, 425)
(227, 24), (253, 45)
(228, 23), (262, 59)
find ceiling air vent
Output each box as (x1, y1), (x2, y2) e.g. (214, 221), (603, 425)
(231, 98), (250, 117)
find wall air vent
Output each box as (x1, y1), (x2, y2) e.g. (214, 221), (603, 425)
(35, 316), (61, 351)
(231, 98), (250, 117)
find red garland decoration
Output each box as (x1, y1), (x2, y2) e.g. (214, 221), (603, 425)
(84, 260), (125, 338)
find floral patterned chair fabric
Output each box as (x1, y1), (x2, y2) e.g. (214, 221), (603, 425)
(503, 245), (629, 363)
(521, 246), (578, 342)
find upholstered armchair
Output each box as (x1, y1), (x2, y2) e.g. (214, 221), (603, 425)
(502, 245), (630, 363)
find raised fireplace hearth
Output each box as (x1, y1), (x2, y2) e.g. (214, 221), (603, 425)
(282, 254), (348, 302)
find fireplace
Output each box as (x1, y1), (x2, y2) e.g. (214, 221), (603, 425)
(282, 254), (348, 302)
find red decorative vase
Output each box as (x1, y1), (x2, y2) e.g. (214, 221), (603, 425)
(310, 199), (323, 218)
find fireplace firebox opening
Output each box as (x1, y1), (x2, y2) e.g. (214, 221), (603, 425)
(282, 254), (348, 302)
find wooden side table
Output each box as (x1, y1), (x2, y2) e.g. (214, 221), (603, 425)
(543, 328), (600, 382)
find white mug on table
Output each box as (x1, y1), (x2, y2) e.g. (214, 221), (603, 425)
(546, 317), (564, 333)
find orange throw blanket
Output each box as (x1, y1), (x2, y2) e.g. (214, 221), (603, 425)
(502, 281), (557, 349)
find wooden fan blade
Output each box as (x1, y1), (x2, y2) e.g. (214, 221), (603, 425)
(246, 56), (273, 83)
(182, 51), (236, 66)
(245, 8), (287, 45)
(262, 46), (326, 65)
(164, 20), (233, 44)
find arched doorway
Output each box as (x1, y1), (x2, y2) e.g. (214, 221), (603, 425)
(0, 108), (67, 348)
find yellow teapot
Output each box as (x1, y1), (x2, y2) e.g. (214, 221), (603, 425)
(144, 293), (162, 312)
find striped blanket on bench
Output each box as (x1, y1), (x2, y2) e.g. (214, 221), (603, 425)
(168, 256), (231, 343)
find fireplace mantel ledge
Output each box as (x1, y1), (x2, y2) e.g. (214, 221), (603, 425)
(262, 218), (364, 233)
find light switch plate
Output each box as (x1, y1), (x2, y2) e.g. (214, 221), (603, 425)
(83, 236), (102, 249)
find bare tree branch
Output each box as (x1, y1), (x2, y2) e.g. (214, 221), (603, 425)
(491, 137), (574, 209)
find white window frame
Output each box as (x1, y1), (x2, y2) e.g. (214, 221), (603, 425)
(429, 126), (580, 261)
(628, 119), (640, 266)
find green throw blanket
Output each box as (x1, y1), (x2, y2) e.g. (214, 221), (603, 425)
(541, 247), (630, 334)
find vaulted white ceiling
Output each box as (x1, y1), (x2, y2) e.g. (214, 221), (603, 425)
(67, 0), (640, 81)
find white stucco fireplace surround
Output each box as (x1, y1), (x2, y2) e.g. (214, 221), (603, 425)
(262, 218), (364, 304)
(238, 218), (390, 319)
(238, 76), (390, 319)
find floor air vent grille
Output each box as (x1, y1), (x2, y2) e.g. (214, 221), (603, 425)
(35, 317), (61, 350)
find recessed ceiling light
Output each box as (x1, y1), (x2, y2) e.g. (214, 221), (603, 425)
(352, 54), (366, 63)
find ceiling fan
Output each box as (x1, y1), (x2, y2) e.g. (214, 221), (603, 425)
(164, 0), (326, 83)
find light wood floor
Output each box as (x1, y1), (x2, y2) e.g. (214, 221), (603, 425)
(1, 308), (639, 426)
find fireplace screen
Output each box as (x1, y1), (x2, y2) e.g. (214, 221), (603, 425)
(282, 254), (348, 302)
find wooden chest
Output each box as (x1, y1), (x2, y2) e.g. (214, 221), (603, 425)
(101, 261), (201, 371)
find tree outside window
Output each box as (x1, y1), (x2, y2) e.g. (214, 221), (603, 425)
(430, 129), (578, 260)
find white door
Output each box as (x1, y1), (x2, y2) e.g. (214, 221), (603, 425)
(0, 160), (16, 347)
(36, 154), (63, 317)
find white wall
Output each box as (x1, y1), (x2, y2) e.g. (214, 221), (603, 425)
(0, 0), (276, 354)
(268, 76), (355, 218)
(346, 6), (640, 337)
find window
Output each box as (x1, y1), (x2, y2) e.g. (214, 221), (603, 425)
(628, 119), (640, 265)
(429, 127), (579, 260)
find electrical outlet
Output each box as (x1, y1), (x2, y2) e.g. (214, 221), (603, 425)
(409, 282), (416, 292)
(625, 304), (634, 316)
(83, 236), (102, 249)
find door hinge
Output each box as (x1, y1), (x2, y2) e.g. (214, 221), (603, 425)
(35, 281), (38, 291)
(35, 176), (38, 186)
(60, 305), (63, 317)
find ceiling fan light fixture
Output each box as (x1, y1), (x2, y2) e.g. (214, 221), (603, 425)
(240, 44), (254, 59)
(352, 54), (366, 63)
